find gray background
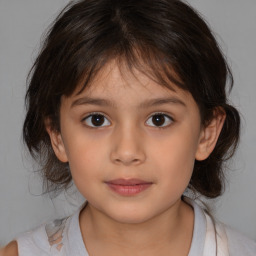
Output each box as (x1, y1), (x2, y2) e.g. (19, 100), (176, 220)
(0, 0), (255, 245)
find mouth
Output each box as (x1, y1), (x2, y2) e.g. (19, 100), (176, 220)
(105, 179), (153, 196)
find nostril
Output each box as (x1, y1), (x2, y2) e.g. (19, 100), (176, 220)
(113, 157), (142, 166)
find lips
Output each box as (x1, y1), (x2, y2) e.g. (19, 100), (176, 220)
(105, 179), (153, 196)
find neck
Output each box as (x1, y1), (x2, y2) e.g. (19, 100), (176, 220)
(79, 199), (194, 256)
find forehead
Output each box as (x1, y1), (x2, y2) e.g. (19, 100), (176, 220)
(70, 60), (192, 103)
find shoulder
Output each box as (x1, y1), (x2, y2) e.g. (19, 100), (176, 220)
(224, 225), (256, 256)
(16, 224), (50, 255)
(0, 241), (18, 256)
(15, 216), (70, 255)
(188, 198), (256, 256)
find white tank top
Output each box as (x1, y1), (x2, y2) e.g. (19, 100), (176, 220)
(16, 199), (229, 256)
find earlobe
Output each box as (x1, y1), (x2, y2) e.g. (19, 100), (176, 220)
(195, 109), (226, 161)
(45, 119), (68, 163)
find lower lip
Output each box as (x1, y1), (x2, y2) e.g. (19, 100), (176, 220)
(106, 183), (152, 196)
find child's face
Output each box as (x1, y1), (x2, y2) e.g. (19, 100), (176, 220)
(49, 61), (212, 224)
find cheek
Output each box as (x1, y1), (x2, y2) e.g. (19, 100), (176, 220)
(68, 149), (102, 199)
(148, 127), (199, 183)
(65, 136), (107, 185)
(154, 147), (195, 198)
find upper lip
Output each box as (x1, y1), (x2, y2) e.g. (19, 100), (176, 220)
(105, 179), (152, 185)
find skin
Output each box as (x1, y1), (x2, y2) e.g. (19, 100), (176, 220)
(2, 60), (225, 256)
(0, 241), (18, 256)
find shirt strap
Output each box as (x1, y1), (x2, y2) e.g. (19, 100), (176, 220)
(203, 213), (229, 256)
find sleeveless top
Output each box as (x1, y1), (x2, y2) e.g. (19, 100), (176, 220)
(16, 199), (256, 256)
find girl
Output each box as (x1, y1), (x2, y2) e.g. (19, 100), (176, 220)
(1, 0), (256, 255)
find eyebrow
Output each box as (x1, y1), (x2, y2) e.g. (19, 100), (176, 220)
(71, 97), (117, 108)
(139, 97), (186, 108)
(71, 96), (186, 108)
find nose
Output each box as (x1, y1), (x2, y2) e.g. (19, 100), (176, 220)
(110, 125), (146, 166)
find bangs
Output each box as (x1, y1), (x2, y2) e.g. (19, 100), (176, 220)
(74, 45), (186, 96)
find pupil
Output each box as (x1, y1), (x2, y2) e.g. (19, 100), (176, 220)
(153, 115), (165, 126)
(92, 115), (104, 126)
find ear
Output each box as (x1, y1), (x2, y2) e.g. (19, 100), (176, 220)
(195, 109), (226, 161)
(45, 118), (68, 163)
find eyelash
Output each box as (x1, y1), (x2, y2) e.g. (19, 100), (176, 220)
(146, 112), (174, 129)
(82, 112), (174, 129)
(82, 112), (111, 128)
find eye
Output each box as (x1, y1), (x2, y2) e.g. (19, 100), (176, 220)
(83, 113), (111, 127)
(146, 113), (173, 128)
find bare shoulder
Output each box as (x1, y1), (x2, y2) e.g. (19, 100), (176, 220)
(0, 241), (18, 256)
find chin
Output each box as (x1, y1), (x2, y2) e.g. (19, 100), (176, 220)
(106, 207), (155, 225)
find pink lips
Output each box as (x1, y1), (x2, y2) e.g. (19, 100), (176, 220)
(105, 179), (153, 196)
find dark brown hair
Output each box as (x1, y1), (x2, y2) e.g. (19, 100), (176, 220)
(23, 0), (240, 198)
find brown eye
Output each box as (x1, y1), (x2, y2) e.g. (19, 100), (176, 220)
(146, 113), (173, 128)
(84, 114), (110, 127)
(152, 115), (165, 126)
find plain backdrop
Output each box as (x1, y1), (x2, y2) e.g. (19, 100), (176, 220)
(0, 0), (256, 245)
